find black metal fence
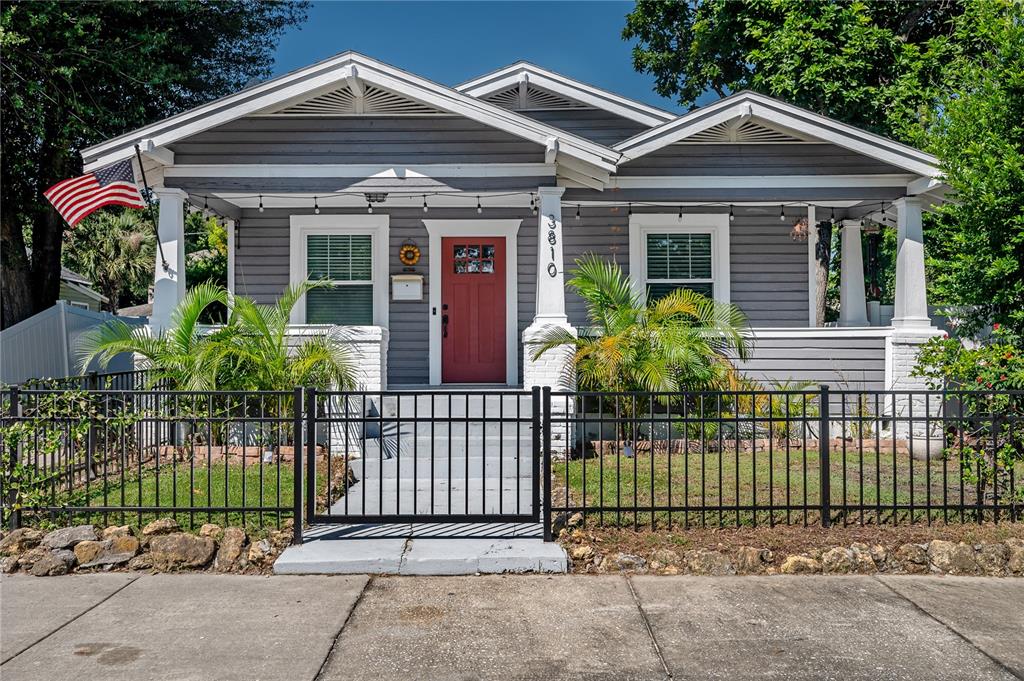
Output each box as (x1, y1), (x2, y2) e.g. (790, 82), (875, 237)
(3, 384), (1022, 544)
(545, 387), (1024, 533)
(2, 387), (297, 533)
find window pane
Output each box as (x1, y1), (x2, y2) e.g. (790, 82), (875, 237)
(307, 234), (372, 282)
(647, 282), (714, 301)
(646, 233), (712, 280)
(306, 285), (373, 325)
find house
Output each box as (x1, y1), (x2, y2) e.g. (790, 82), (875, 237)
(59, 267), (107, 312)
(79, 52), (946, 395)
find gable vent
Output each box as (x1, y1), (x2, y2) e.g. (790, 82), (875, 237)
(683, 119), (806, 143)
(273, 84), (443, 116)
(485, 85), (590, 111)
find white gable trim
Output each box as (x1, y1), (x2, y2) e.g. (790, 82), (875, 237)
(615, 92), (942, 179)
(457, 62), (675, 127)
(82, 53), (620, 174)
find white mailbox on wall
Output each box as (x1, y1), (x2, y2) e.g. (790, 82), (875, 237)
(391, 274), (423, 301)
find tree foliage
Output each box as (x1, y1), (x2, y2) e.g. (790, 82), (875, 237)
(62, 209), (154, 313)
(623, 0), (960, 139)
(923, 0), (1024, 334)
(1, 1), (307, 329)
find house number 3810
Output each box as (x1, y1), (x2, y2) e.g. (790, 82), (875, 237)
(546, 213), (558, 278)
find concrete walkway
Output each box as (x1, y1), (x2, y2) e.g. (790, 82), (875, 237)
(2, 574), (1022, 681)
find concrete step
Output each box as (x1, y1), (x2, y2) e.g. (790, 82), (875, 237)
(274, 527), (566, 575)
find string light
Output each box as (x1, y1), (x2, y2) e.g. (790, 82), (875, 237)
(627, 202), (632, 217)
(830, 207), (836, 225)
(367, 200), (374, 214)
(729, 205), (735, 222)
(575, 204), (581, 220)
(422, 195), (428, 213)
(313, 196), (320, 215)
(203, 196), (209, 214)
(779, 204), (785, 221)
(677, 205), (683, 220)
(476, 196), (482, 214)
(258, 194), (264, 213)
(530, 194), (537, 215)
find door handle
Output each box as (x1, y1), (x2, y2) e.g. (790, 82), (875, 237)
(442, 314), (449, 338)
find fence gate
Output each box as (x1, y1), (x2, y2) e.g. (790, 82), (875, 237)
(301, 388), (542, 528)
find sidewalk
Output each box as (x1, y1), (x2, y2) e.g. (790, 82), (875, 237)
(2, 574), (1022, 680)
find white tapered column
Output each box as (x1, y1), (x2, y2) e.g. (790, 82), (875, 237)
(150, 188), (187, 335)
(838, 220), (868, 327)
(533, 186), (569, 325)
(892, 197), (931, 328)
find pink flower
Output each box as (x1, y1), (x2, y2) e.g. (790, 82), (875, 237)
(977, 376), (984, 383)
(994, 323), (1001, 330)
(943, 332), (949, 339)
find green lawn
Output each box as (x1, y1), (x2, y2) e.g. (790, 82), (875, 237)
(70, 462), (295, 531)
(554, 448), (1023, 528)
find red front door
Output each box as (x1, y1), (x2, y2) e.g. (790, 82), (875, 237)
(441, 237), (506, 383)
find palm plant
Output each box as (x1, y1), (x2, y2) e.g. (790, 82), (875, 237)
(63, 209), (155, 312)
(531, 255), (751, 393)
(77, 281), (357, 392)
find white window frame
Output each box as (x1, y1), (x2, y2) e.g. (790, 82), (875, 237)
(288, 214), (390, 327)
(628, 213), (730, 305)
(423, 219), (521, 386)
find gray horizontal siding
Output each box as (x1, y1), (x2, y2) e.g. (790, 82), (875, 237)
(729, 208), (809, 327)
(518, 109), (646, 145)
(557, 206), (809, 329)
(617, 143), (907, 176)
(234, 206), (537, 386)
(170, 116), (545, 165)
(735, 334), (887, 391)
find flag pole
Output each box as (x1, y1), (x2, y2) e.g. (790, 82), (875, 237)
(133, 144), (169, 272)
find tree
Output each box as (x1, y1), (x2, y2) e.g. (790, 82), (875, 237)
(531, 256), (750, 392)
(623, 0), (960, 138)
(63, 209), (154, 312)
(923, 0), (1024, 335)
(1, 1), (308, 329)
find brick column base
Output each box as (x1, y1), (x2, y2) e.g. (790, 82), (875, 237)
(523, 322), (576, 456)
(886, 327), (944, 456)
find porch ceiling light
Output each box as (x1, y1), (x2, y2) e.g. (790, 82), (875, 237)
(364, 192), (389, 203)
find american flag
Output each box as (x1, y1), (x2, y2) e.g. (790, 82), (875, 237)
(44, 159), (147, 226)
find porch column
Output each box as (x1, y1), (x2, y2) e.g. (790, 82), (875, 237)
(886, 197), (942, 444)
(523, 186), (577, 452)
(150, 188), (188, 335)
(838, 220), (868, 327)
(891, 197), (931, 328)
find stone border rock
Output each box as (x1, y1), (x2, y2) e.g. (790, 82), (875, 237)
(562, 529), (1024, 577)
(0, 519), (293, 577)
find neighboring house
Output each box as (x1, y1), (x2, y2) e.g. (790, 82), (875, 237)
(79, 52), (947, 393)
(59, 267), (107, 312)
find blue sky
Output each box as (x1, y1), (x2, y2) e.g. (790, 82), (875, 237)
(271, 0), (684, 113)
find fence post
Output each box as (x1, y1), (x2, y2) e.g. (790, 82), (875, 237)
(305, 387), (316, 523)
(292, 387), (304, 545)
(85, 372), (100, 482)
(541, 386), (553, 542)
(7, 387), (22, 531)
(819, 384), (831, 528)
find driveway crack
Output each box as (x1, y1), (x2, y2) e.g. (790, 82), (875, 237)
(313, 575), (373, 681)
(626, 576), (672, 680)
(1, 574), (139, 667)
(874, 577), (1023, 681)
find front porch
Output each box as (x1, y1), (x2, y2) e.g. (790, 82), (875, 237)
(148, 186), (941, 396)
